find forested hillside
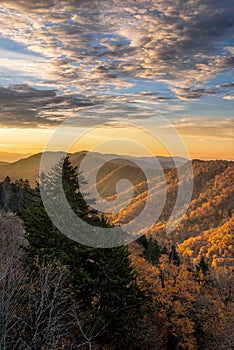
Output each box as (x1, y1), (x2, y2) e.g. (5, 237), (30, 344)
(0, 157), (233, 266)
(149, 160), (234, 267)
(0, 156), (233, 349)
(0, 151), (185, 184)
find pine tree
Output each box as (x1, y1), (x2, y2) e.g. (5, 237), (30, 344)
(23, 156), (145, 345)
(161, 246), (169, 256)
(143, 237), (161, 266)
(0, 177), (36, 213)
(0, 176), (12, 209)
(136, 234), (149, 250)
(195, 256), (210, 285)
(169, 245), (180, 266)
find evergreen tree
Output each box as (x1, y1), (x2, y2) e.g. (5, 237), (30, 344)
(136, 234), (149, 250)
(0, 176), (12, 209)
(23, 156), (145, 345)
(161, 246), (169, 256)
(0, 177), (36, 213)
(143, 237), (161, 266)
(195, 256), (210, 285)
(169, 245), (180, 266)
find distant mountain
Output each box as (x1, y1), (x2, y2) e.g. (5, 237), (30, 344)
(0, 153), (43, 185)
(79, 157), (233, 268)
(0, 161), (9, 167)
(0, 151), (187, 184)
(0, 151), (32, 162)
(0, 152), (233, 268)
(105, 159), (233, 268)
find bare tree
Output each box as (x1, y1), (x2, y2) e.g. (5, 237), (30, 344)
(72, 304), (107, 350)
(0, 210), (26, 349)
(0, 211), (108, 350)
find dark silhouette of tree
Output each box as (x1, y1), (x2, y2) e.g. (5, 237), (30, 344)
(195, 256), (210, 285)
(169, 245), (180, 266)
(23, 156), (145, 346)
(143, 237), (161, 266)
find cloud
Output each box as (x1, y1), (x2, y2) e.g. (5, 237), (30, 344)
(0, 0), (233, 128)
(0, 1), (233, 86)
(223, 94), (234, 100)
(0, 84), (98, 127)
(173, 116), (234, 139)
(216, 82), (234, 89)
(0, 84), (174, 128)
(171, 87), (217, 100)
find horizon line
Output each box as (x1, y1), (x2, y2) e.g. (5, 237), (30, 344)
(0, 150), (233, 164)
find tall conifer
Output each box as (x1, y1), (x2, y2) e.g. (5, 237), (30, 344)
(23, 156), (145, 344)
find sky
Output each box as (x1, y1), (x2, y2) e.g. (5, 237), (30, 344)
(0, 0), (233, 160)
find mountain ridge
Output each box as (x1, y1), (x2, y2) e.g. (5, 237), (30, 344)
(0, 154), (233, 268)
(0, 151), (188, 184)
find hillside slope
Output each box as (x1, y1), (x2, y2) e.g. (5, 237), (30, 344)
(0, 151), (185, 184)
(0, 154), (233, 267)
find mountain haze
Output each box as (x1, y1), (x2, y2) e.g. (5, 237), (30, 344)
(0, 152), (232, 269)
(0, 151), (187, 184)
(0, 151), (32, 162)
